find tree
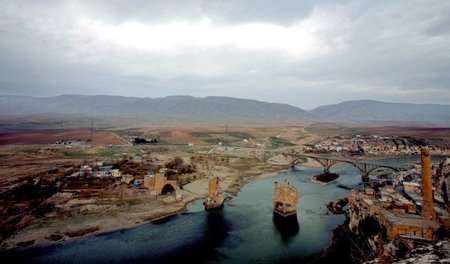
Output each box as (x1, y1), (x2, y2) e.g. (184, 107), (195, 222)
(165, 156), (184, 169)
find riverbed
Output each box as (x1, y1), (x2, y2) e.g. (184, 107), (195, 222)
(2, 156), (436, 264)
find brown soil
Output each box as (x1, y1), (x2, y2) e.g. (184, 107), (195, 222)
(0, 129), (126, 145)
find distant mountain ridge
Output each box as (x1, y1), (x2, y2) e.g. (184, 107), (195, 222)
(0, 95), (312, 123)
(310, 100), (450, 126)
(0, 95), (449, 126)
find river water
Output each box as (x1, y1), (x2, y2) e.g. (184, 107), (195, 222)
(3, 156), (438, 264)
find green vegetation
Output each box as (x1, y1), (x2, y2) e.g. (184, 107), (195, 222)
(63, 151), (88, 158)
(163, 156), (195, 176)
(190, 131), (253, 145)
(269, 136), (295, 148)
(189, 132), (220, 144)
(99, 148), (117, 157)
(226, 131), (252, 139)
(189, 132), (211, 138)
(201, 138), (221, 144)
(22, 147), (39, 154)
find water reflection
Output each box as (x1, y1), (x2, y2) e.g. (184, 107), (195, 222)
(204, 208), (230, 248)
(151, 208), (231, 264)
(272, 213), (300, 245)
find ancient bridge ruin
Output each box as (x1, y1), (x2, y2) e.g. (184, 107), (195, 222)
(144, 173), (182, 202)
(281, 153), (406, 182)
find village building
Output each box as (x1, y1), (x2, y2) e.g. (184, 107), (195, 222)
(348, 148), (442, 241)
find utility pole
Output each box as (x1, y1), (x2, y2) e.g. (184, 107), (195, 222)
(225, 124), (228, 151)
(60, 120), (64, 140)
(90, 118), (94, 143)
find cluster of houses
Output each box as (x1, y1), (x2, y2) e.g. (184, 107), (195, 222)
(349, 185), (443, 241)
(348, 152), (449, 242)
(68, 163), (122, 179)
(55, 139), (87, 146)
(65, 158), (177, 191)
(305, 134), (450, 156)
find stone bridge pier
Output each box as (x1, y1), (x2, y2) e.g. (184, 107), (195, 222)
(144, 173), (182, 202)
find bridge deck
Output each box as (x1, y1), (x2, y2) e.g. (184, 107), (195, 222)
(282, 153), (407, 172)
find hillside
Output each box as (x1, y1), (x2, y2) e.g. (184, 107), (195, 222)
(311, 100), (450, 126)
(1, 96), (449, 126)
(0, 95), (313, 123)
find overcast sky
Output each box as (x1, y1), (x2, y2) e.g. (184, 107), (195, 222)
(0, 0), (449, 109)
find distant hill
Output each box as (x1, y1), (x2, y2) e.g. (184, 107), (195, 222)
(0, 95), (313, 123)
(311, 100), (450, 126)
(1, 96), (449, 126)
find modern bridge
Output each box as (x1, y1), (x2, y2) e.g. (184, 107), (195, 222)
(281, 153), (407, 182)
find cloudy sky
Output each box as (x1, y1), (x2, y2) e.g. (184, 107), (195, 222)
(0, 0), (449, 109)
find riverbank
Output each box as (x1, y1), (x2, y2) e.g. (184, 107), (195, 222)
(5, 153), (423, 252)
(1, 163), (290, 252)
(0, 195), (196, 251)
(2, 154), (431, 252)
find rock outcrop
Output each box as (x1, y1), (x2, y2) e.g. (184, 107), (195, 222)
(433, 158), (450, 206)
(394, 239), (450, 264)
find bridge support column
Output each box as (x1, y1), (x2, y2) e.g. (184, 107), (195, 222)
(361, 173), (370, 183)
(323, 160), (337, 174)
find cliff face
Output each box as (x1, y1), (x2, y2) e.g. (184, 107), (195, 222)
(346, 203), (395, 263)
(433, 158), (450, 206)
(348, 201), (368, 234)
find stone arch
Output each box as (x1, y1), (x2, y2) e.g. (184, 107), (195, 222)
(161, 183), (175, 195)
(158, 180), (182, 202)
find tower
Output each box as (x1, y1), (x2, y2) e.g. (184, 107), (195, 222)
(420, 147), (436, 221)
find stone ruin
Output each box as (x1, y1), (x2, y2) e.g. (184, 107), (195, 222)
(272, 179), (299, 217)
(144, 173), (182, 202)
(204, 176), (225, 209)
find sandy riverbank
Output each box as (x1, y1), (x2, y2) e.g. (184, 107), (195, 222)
(1, 164), (290, 251)
(1, 194), (197, 251)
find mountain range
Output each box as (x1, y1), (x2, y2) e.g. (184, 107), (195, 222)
(0, 95), (449, 126)
(310, 100), (450, 126)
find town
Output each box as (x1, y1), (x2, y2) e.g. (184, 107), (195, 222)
(0, 123), (449, 263)
(346, 148), (449, 262)
(305, 134), (450, 157)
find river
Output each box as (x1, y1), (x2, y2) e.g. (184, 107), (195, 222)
(2, 156), (440, 264)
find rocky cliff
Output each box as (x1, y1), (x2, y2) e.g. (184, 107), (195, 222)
(433, 158), (450, 206)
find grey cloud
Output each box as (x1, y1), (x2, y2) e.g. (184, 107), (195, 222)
(0, 0), (449, 109)
(425, 14), (450, 36)
(80, 0), (337, 25)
